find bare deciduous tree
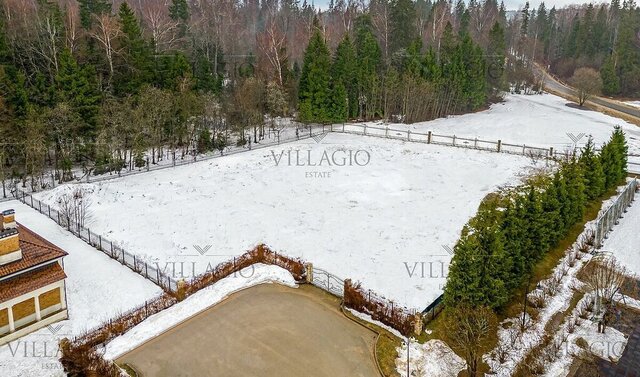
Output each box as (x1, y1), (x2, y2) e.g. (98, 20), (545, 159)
(582, 255), (628, 333)
(570, 68), (603, 106)
(58, 187), (92, 231)
(445, 305), (497, 377)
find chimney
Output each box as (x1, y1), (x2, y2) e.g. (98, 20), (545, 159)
(0, 228), (21, 265)
(1, 209), (16, 230)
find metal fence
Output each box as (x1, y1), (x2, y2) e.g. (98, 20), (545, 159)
(422, 294), (444, 322)
(594, 179), (638, 248)
(310, 266), (345, 297)
(13, 189), (178, 292)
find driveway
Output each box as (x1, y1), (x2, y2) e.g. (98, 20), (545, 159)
(116, 284), (381, 377)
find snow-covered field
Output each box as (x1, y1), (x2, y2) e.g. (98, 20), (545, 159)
(35, 133), (535, 310)
(362, 93), (640, 159)
(0, 201), (162, 377)
(602, 194), (640, 276)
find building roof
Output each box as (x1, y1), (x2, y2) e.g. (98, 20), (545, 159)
(0, 223), (68, 279)
(0, 262), (66, 302)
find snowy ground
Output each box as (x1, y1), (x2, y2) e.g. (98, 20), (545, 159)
(602, 193), (640, 276)
(0, 201), (162, 377)
(396, 339), (465, 377)
(361, 93), (640, 162)
(103, 263), (296, 360)
(626, 101), (640, 109)
(35, 133), (535, 310)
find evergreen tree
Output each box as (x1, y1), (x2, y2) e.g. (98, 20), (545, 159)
(541, 176), (563, 246)
(563, 158), (587, 226)
(332, 35), (358, 119)
(520, 2), (530, 37)
(115, 2), (154, 95)
(355, 15), (382, 120)
(522, 186), (546, 263)
(298, 19), (332, 123)
(55, 49), (101, 137)
(615, 1), (640, 96)
(169, 0), (190, 36)
(579, 137), (606, 200)
(79, 0), (111, 30)
(487, 22), (507, 92)
(500, 196), (527, 290)
(600, 56), (621, 95)
(389, 0), (418, 56)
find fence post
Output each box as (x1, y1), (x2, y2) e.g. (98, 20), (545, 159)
(452, 135), (456, 146)
(306, 263), (313, 284)
(99, 235), (102, 250)
(88, 231), (91, 245)
(474, 138), (478, 149)
(407, 129), (411, 141)
(363, 125), (367, 135)
(427, 131), (432, 144)
(497, 140), (502, 152)
(549, 147), (554, 157)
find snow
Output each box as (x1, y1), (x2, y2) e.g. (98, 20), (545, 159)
(0, 201), (162, 377)
(396, 339), (465, 377)
(358, 93), (640, 164)
(602, 193), (640, 276)
(35, 133), (534, 310)
(103, 263), (296, 360)
(542, 293), (629, 377)
(625, 101), (640, 109)
(346, 308), (405, 339)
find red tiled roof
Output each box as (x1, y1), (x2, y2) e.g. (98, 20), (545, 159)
(0, 263), (66, 302)
(0, 223), (68, 278)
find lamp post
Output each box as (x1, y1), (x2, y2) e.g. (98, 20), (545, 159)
(406, 336), (410, 377)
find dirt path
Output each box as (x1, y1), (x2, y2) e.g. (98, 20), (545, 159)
(117, 284), (381, 377)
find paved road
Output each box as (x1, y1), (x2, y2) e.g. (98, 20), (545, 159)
(117, 284), (380, 377)
(534, 64), (640, 121)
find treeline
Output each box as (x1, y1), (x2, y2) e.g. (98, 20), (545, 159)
(299, 15), (505, 123)
(0, 0), (520, 188)
(513, 0), (640, 97)
(444, 127), (628, 309)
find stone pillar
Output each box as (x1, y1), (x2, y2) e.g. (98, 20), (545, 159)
(305, 263), (313, 284)
(34, 295), (41, 321)
(413, 313), (423, 335)
(8, 306), (14, 333)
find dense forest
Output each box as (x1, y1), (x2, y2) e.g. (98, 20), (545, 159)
(0, 0), (637, 189)
(516, 0), (640, 97)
